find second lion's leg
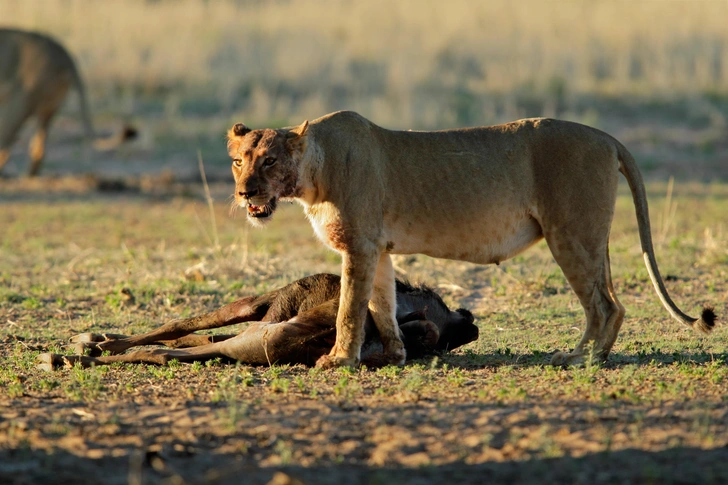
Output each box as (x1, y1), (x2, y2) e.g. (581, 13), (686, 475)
(28, 114), (52, 177)
(369, 253), (406, 365)
(0, 97), (30, 176)
(0, 149), (10, 176)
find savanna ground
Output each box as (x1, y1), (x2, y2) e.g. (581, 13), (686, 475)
(2, 1), (728, 483)
(2, 180), (728, 485)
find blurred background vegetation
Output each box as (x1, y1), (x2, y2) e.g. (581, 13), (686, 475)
(1, 0), (727, 179)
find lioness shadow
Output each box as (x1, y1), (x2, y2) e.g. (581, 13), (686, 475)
(607, 350), (728, 367)
(416, 350), (550, 369)
(422, 349), (728, 369)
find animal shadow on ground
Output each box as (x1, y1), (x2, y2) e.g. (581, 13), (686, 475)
(435, 349), (728, 370)
(1, 446), (726, 485)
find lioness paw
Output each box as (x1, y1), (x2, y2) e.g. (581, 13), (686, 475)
(315, 354), (359, 369)
(551, 350), (606, 367)
(384, 346), (406, 366)
(550, 351), (573, 367)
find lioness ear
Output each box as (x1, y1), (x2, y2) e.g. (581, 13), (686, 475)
(286, 120), (309, 140)
(285, 120), (309, 154)
(227, 123), (250, 152)
(229, 123), (251, 138)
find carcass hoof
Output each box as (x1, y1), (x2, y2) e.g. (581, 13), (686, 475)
(69, 333), (109, 356)
(36, 353), (72, 371)
(37, 353), (91, 371)
(67, 341), (101, 356)
(69, 333), (127, 355)
(69, 333), (108, 344)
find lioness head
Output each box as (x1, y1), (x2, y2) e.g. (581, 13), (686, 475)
(227, 121), (309, 226)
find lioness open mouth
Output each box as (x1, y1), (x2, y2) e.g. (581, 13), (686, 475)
(246, 198), (277, 219)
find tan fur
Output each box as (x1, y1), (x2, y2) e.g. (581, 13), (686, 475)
(227, 111), (715, 368)
(0, 28), (136, 177)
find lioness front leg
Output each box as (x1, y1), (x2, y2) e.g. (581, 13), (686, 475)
(369, 253), (406, 365)
(316, 248), (378, 369)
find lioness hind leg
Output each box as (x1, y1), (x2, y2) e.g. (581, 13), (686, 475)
(547, 237), (626, 366)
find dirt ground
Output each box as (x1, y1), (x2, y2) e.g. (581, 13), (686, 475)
(3, 3), (728, 480)
(3, 363), (728, 485)
(1, 178), (728, 485)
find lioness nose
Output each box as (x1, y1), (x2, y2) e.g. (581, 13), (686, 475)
(238, 189), (258, 199)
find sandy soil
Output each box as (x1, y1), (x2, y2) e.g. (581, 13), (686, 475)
(3, 346), (728, 485)
(2, 178), (727, 484)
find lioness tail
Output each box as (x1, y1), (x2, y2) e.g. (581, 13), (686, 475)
(616, 143), (716, 334)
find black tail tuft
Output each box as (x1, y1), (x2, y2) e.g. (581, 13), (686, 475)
(697, 306), (717, 334)
(121, 124), (138, 141)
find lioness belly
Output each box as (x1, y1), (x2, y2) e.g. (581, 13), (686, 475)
(385, 212), (543, 265)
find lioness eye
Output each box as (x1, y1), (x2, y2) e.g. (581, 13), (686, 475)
(263, 157), (277, 167)
(233, 159), (243, 167)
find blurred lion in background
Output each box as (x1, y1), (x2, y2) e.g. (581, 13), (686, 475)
(0, 28), (136, 177)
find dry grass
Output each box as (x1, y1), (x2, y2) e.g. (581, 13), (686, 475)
(1, 0), (727, 180)
(2, 0), (728, 128)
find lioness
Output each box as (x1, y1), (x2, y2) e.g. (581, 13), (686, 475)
(226, 111), (715, 368)
(0, 28), (136, 176)
(37, 273), (478, 370)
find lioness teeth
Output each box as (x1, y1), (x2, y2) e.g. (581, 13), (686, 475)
(247, 204), (270, 217)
